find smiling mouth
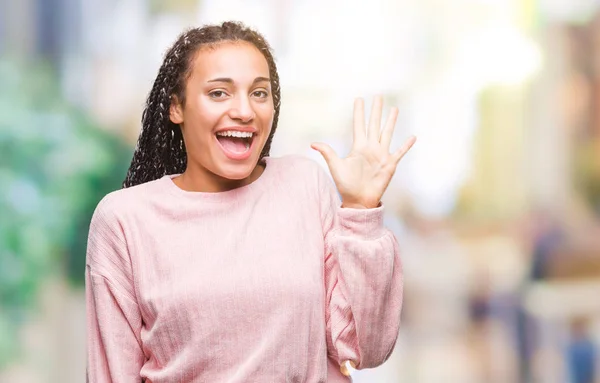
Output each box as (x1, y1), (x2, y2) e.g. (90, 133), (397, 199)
(215, 131), (255, 156)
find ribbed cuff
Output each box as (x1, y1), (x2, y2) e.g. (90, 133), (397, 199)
(336, 204), (386, 240)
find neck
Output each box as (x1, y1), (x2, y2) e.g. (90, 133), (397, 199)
(173, 161), (266, 193)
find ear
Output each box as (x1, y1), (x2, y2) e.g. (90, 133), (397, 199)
(170, 95), (184, 124)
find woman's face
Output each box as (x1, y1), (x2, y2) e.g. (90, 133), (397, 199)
(170, 41), (274, 190)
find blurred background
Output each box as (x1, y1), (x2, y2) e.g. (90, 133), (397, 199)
(1, 0), (600, 382)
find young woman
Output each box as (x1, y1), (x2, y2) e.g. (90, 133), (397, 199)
(86, 21), (416, 382)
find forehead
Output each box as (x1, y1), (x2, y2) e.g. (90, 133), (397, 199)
(189, 41), (270, 81)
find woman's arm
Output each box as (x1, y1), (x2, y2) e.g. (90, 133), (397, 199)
(86, 197), (145, 382)
(311, 97), (412, 372)
(319, 168), (403, 371)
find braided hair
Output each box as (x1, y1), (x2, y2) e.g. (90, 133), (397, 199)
(122, 21), (281, 188)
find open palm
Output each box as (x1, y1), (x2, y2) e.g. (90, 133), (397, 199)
(311, 96), (416, 209)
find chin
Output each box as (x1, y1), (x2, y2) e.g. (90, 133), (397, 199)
(217, 160), (258, 181)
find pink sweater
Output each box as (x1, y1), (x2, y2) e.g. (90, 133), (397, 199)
(86, 155), (403, 382)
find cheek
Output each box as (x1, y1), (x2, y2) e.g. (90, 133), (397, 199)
(257, 104), (275, 129)
(184, 99), (223, 132)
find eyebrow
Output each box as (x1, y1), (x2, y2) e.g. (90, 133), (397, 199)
(207, 77), (271, 84)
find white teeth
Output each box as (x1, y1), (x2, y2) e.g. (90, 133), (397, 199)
(216, 131), (254, 138)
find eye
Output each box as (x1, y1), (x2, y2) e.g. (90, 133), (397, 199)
(252, 90), (269, 99)
(208, 90), (228, 99)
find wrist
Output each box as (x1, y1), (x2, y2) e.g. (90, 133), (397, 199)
(341, 201), (381, 209)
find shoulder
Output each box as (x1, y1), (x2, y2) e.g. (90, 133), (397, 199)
(266, 155), (338, 205)
(87, 181), (169, 279)
(267, 154), (330, 183)
(90, 177), (166, 229)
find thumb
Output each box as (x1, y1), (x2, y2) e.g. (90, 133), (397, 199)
(310, 142), (339, 165)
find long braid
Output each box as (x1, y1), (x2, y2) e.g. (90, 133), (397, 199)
(259, 44), (281, 159)
(122, 21), (281, 188)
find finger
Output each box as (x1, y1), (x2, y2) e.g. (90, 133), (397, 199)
(380, 107), (399, 150)
(392, 135), (417, 164)
(311, 142), (340, 165)
(367, 96), (384, 142)
(353, 98), (366, 147)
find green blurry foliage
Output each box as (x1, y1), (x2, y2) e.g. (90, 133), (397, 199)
(0, 58), (132, 367)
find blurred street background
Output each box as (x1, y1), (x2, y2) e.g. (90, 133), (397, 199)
(2, 0), (600, 382)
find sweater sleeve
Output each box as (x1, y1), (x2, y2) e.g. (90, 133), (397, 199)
(318, 168), (403, 371)
(85, 197), (145, 382)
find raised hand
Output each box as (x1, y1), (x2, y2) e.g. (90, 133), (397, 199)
(311, 96), (416, 209)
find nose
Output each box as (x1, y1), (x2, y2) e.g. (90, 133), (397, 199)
(228, 95), (255, 123)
